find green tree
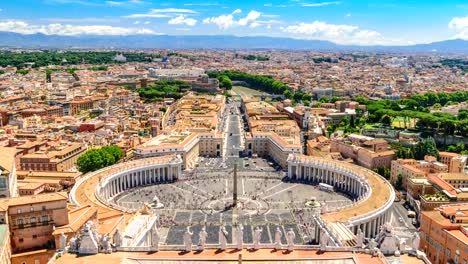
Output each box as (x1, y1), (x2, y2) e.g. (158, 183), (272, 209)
(380, 114), (392, 126)
(395, 174), (403, 190)
(414, 137), (439, 160)
(77, 146), (123, 173)
(218, 75), (232, 90)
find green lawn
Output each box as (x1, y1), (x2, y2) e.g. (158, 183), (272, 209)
(392, 116), (417, 129)
(232, 85), (266, 97)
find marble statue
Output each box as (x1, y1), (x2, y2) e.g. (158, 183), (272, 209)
(183, 227), (193, 252)
(236, 224), (244, 250)
(377, 223), (399, 255)
(286, 228), (295, 251)
(101, 235), (112, 254)
(355, 228), (364, 248)
(78, 221), (99, 255)
(219, 225), (228, 250)
(59, 232), (67, 250)
(141, 202), (152, 215)
(199, 227), (208, 251)
(253, 227), (263, 250)
(274, 227), (282, 250)
(151, 226), (160, 251)
(69, 237), (78, 252)
(412, 232), (420, 251)
(369, 238), (378, 250)
(320, 231), (329, 251)
(113, 229), (122, 248)
(399, 239), (406, 252)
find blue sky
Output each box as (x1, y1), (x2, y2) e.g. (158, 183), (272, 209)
(0, 0), (467, 45)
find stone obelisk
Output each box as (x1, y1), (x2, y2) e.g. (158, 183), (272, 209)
(233, 163), (238, 207)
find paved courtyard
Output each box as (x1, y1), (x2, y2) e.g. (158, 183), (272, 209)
(113, 171), (353, 246)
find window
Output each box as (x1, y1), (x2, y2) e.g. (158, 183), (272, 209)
(17, 218), (23, 225)
(30, 217), (36, 224)
(30, 207), (34, 212)
(17, 209), (22, 214)
(42, 215), (48, 223)
(33, 235), (37, 239)
(447, 248), (452, 258)
(19, 238), (23, 243)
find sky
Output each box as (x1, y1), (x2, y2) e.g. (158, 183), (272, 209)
(0, 0), (467, 45)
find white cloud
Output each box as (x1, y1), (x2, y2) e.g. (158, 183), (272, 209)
(301, 1), (341, 7)
(449, 16), (468, 39)
(345, 13), (351, 17)
(168, 15), (197, 26)
(203, 14), (235, 29)
(203, 9), (262, 29)
(238, 11), (261, 26)
(143, 21), (150, 25)
(0, 8), (3, 12)
(282, 21), (397, 45)
(250, 19), (281, 28)
(124, 8), (196, 18)
(133, 20), (140, 24)
(0, 20), (160, 35)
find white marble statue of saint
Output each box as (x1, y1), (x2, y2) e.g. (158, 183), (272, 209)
(113, 229), (122, 248)
(286, 228), (295, 251)
(69, 237), (78, 252)
(369, 238), (378, 250)
(320, 231), (329, 251)
(183, 227), (193, 252)
(198, 227), (208, 250)
(151, 226), (160, 251)
(356, 228), (364, 248)
(101, 235), (112, 254)
(59, 232), (67, 250)
(253, 227), (263, 250)
(274, 227), (282, 250)
(236, 224), (244, 250)
(412, 231), (420, 251)
(219, 225), (228, 250)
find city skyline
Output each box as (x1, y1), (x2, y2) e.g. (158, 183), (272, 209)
(0, 0), (467, 45)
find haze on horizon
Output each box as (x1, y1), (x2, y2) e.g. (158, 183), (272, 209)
(0, 0), (467, 46)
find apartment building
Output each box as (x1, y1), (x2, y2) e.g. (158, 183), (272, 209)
(330, 134), (396, 170)
(390, 156), (448, 187)
(19, 142), (85, 172)
(242, 97), (302, 167)
(134, 93), (225, 169)
(420, 204), (468, 264)
(0, 192), (69, 253)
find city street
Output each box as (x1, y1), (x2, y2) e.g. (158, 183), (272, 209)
(223, 101), (244, 168)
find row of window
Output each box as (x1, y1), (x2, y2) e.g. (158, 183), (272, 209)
(17, 206), (46, 214)
(16, 215), (48, 226)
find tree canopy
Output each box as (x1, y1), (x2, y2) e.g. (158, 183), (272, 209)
(137, 80), (190, 102)
(77, 145), (124, 173)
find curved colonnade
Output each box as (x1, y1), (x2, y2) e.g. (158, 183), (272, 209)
(287, 154), (395, 238)
(70, 155), (183, 214)
(71, 153), (394, 240)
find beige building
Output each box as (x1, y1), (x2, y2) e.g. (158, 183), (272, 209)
(0, 192), (69, 254)
(19, 142), (85, 172)
(134, 93), (225, 169)
(242, 97), (302, 167)
(390, 156), (449, 187)
(330, 134), (396, 170)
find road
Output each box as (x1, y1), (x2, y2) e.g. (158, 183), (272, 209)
(223, 102), (244, 168)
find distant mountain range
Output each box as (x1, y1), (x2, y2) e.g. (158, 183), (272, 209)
(0, 32), (467, 54)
